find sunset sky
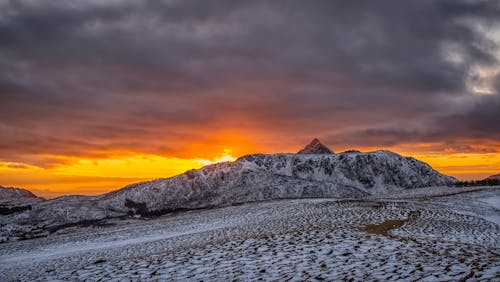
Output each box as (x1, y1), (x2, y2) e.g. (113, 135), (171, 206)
(1, 0), (499, 198)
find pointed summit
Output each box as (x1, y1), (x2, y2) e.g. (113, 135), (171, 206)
(297, 138), (334, 154)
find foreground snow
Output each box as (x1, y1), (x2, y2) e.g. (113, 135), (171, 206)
(0, 186), (498, 281)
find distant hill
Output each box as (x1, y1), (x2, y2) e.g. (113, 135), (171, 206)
(0, 185), (39, 201)
(486, 174), (500, 181)
(0, 186), (44, 212)
(454, 173), (500, 187)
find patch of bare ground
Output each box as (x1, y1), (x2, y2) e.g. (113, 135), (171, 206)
(362, 211), (420, 238)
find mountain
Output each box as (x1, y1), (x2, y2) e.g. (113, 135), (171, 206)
(0, 139), (457, 241)
(486, 174), (500, 181)
(297, 138), (334, 154)
(97, 149), (455, 215)
(0, 186), (42, 204)
(0, 186), (44, 216)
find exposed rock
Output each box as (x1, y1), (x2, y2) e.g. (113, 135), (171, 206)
(297, 138), (334, 154)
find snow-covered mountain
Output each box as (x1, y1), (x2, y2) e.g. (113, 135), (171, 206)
(0, 186), (44, 218)
(98, 146), (456, 215)
(0, 139), (457, 241)
(0, 186), (44, 207)
(0, 186), (39, 201)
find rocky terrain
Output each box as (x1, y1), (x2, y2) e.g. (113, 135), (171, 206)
(297, 138), (335, 154)
(0, 140), (457, 241)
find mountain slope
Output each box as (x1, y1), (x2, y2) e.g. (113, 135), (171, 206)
(0, 186), (39, 201)
(97, 150), (456, 215)
(486, 174), (500, 181)
(0, 186), (44, 216)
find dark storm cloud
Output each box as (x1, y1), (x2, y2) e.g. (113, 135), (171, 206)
(440, 94), (500, 138)
(336, 93), (500, 151)
(0, 0), (499, 163)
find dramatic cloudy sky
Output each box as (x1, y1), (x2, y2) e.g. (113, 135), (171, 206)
(1, 0), (499, 197)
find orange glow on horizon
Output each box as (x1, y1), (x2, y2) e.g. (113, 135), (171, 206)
(0, 143), (499, 199)
(198, 149), (236, 165)
(0, 149), (238, 199)
(412, 153), (500, 181)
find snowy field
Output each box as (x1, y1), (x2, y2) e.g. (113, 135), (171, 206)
(0, 186), (499, 281)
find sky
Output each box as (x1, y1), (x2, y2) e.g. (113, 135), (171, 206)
(1, 0), (499, 198)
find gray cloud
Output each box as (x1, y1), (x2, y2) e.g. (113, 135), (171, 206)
(0, 0), (499, 162)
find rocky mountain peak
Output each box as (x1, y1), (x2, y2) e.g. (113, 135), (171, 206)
(297, 138), (334, 154)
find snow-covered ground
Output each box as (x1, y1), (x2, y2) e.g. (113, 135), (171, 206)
(475, 195), (500, 226)
(0, 186), (499, 281)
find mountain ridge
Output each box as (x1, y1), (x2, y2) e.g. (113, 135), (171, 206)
(0, 185), (39, 200)
(0, 186), (44, 207)
(0, 140), (458, 241)
(96, 148), (456, 215)
(486, 173), (500, 181)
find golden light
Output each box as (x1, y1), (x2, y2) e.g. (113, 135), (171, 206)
(0, 141), (499, 199)
(413, 152), (500, 181)
(198, 149), (236, 165)
(0, 149), (238, 198)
